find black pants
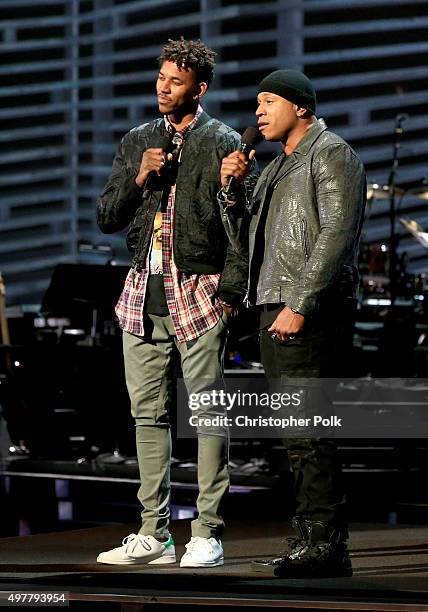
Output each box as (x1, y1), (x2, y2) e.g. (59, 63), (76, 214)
(260, 297), (356, 524)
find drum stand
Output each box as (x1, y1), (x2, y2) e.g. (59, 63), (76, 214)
(387, 113), (408, 308)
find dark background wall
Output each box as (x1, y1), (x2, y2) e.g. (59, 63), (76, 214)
(1, 0), (428, 304)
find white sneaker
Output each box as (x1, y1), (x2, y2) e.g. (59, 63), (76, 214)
(180, 536), (224, 568)
(97, 533), (176, 565)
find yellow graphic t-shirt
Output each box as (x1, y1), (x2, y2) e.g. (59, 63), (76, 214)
(149, 210), (163, 274)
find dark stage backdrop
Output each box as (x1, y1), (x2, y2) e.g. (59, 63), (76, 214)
(1, 0), (428, 304)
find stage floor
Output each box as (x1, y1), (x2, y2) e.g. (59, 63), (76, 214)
(1, 520), (428, 609)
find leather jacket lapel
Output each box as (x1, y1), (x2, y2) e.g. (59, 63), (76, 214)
(271, 153), (304, 185)
(251, 153), (285, 215)
(270, 120), (328, 185)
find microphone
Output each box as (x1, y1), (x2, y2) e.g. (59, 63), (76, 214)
(142, 133), (171, 198)
(395, 113), (409, 124)
(224, 126), (262, 197)
(394, 113), (409, 136)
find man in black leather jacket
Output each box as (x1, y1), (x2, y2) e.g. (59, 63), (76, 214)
(220, 69), (366, 578)
(96, 38), (258, 569)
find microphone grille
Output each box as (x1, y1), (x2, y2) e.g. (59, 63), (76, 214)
(241, 126), (262, 147)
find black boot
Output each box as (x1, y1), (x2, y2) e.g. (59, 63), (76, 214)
(257, 520), (352, 578)
(251, 516), (309, 575)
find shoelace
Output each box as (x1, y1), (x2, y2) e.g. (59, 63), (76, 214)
(278, 536), (305, 557)
(122, 533), (151, 555)
(290, 542), (331, 562)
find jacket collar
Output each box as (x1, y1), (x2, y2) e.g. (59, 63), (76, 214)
(193, 110), (211, 130)
(163, 104), (203, 135)
(268, 118), (328, 185)
(154, 109), (211, 136)
(292, 117), (328, 156)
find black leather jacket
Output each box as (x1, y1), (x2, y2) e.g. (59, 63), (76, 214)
(234, 119), (366, 314)
(97, 111), (259, 305)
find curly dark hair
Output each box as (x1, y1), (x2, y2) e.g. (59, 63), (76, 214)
(158, 37), (216, 87)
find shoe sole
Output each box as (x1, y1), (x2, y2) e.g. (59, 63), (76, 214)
(97, 552), (165, 565)
(148, 555), (177, 565)
(251, 561), (277, 576)
(180, 558), (224, 568)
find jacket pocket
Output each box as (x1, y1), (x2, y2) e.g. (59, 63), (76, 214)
(301, 218), (310, 262)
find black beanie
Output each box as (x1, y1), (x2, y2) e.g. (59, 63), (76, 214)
(257, 69), (316, 115)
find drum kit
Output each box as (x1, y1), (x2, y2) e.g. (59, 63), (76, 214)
(360, 181), (428, 308)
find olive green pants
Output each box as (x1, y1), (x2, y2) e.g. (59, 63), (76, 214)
(123, 312), (229, 540)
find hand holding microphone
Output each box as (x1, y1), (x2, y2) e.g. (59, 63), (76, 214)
(220, 126), (261, 199)
(135, 149), (167, 187)
(135, 134), (172, 190)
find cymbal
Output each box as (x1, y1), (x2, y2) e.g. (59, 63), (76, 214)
(400, 217), (428, 248)
(407, 186), (428, 200)
(367, 183), (405, 200)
